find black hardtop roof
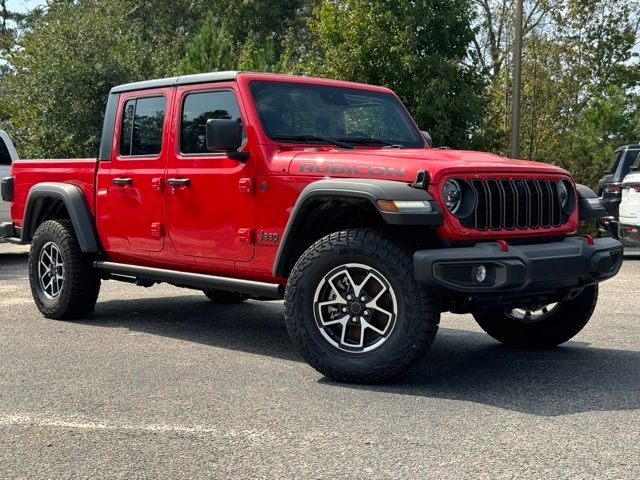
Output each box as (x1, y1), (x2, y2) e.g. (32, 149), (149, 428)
(110, 71), (242, 94)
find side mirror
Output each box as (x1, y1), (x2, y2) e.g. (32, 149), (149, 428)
(206, 118), (242, 151)
(206, 118), (249, 162)
(421, 130), (433, 148)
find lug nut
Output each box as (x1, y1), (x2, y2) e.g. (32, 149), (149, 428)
(360, 296), (367, 302)
(342, 307), (348, 313)
(364, 309), (371, 316)
(347, 294), (353, 301)
(352, 317), (358, 323)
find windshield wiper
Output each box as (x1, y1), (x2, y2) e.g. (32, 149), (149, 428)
(337, 136), (405, 148)
(271, 134), (354, 149)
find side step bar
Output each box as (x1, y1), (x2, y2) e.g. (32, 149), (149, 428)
(94, 261), (284, 299)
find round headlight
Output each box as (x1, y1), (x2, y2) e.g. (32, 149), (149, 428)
(442, 180), (462, 213)
(557, 180), (575, 213)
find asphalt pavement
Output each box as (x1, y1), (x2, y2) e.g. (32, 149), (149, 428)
(0, 243), (638, 479)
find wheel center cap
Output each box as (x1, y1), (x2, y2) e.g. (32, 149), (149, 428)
(349, 302), (363, 314)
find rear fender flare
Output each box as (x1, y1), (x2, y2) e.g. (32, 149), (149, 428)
(21, 182), (100, 252)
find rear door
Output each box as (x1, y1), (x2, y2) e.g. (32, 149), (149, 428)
(97, 89), (171, 256)
(164, 83), (255, 261)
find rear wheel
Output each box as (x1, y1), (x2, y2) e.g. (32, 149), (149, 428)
(472, 285), (598, 348)
(29, 219), (101, 320)
(285, 229), (439, 384)
(203, 289), (249, 304)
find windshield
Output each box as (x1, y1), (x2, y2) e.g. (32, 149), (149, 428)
(249, 81), (425, 148)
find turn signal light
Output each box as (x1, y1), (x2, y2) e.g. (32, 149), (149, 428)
(376, 200), (433, 213)
(376, 200), (398, 212)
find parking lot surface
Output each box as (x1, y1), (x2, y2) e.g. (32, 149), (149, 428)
(1, 243), (639, 479)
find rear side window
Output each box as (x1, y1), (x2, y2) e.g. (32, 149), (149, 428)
(631, 152), (640, 172)
(606, 151), (621, 174)
(119, 96), (166, 157)
(0, 138), (11, 165)
(180, 90), (243, 154)
(620, 150), (639, 178)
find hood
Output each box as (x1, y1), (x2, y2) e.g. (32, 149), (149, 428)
(285, 148), (571, 184)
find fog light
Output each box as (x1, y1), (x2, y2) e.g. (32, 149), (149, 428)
(474, 265), (487, 283)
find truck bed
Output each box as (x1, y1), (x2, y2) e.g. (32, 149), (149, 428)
(10, 159), (98, 229)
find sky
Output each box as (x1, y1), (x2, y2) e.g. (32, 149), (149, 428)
(7, 0), (46, 13)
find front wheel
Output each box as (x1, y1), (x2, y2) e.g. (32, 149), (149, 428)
(284, 229), (440, 384)
(472, 285), (598, 348)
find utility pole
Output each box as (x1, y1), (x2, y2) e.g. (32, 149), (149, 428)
(511, 0), (524, 159)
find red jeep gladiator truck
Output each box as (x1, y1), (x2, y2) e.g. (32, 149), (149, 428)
(0, 72), (622, 383)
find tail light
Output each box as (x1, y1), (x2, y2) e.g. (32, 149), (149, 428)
(604, 183), (622, 193)
(625, 183), (640, 192)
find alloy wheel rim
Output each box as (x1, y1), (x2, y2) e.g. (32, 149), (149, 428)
(38, 241), (64, 299)
(508, 303), (559, 323)
(313, 263), (398, 353)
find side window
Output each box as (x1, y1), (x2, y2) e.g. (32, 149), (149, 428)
(621, 150), (639, 177)
(181, 90), (243, 154)
(606, 151), (621, 174)
(119, 96), (166, 157)
(0, 138), (11, 166)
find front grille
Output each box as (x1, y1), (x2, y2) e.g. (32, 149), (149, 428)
(461, 178), (567, 231)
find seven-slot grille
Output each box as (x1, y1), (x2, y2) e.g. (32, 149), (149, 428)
(460, 178), (565, 231)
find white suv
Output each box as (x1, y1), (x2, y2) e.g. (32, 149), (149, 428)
(618, 167), (640, 246)
(0, 130), (18, 229)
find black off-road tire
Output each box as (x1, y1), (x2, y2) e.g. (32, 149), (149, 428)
(203, 289), (250, 304)
(29, 219), (101, 320)
(473, 285), (598, 348)
(284, 229), (440, 384)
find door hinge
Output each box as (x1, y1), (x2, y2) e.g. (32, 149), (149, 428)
(152, 177), (164, 192)
(238, 228), (254, 244)
(151, 222), (164, 238)
(239, 178), (254, 194)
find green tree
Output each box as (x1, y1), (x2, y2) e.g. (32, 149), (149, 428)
(182, 0), (309, 74)
(183, 11), (235, 73)
(474, 0), (640, 166)
(562, 87), (640, 187)
(283, 0), (487, 148)
(0, 0), (178, 158)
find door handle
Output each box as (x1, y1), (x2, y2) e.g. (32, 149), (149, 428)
(113, 177), (133, 186)
(167, 178), (191, 187)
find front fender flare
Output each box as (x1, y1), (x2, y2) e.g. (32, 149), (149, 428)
(272, 178), (443, 277)
(21, 182), (100, 252)
(576, 184), (607, 221)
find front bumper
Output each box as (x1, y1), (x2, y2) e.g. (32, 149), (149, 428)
(414, 237), (623, 297)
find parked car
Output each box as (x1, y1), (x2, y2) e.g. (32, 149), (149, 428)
(617, 161), (640, 247)
(0, 72), (622, 383)
(597, 145), (640, 237)
(0, 130), (19, 236)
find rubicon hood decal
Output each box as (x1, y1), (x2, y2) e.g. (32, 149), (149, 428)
(298, 162), (407, 178)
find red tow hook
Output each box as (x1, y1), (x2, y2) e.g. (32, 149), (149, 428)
(582, 234), (595, 246)
(497, 240), (509, 252)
